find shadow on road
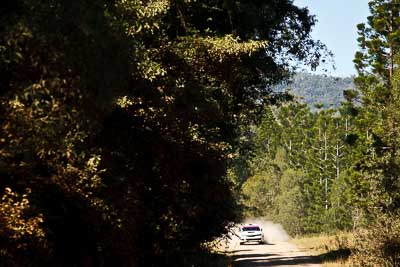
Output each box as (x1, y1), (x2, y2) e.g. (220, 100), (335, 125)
(233, 253), (278, 260)
(233, 248), (351, 266)
(318, 248), (351, 263)
(230, 249), (253, 253)
(234, 255), (320, 266)
(239, 242), (275, 246)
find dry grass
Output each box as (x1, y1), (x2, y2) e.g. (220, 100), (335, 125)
(291, 232), (353, 267)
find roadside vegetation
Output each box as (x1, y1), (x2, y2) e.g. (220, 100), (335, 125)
(292, 232), (353, 266)
(233, 1), (400, 266)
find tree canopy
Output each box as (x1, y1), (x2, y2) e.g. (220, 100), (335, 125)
(0, 0), (326, 266)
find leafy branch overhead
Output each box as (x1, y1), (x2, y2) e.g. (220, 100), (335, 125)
(0, 0), (327, 266)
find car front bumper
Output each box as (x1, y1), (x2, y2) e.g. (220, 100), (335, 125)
(240, 235), (264, 242)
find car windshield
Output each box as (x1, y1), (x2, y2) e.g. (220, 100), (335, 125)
(242, 226), (260, 231)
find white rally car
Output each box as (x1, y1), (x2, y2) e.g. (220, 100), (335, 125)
(238, 224), (265, 245)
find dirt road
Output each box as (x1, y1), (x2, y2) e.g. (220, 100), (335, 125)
(226, 240), (321, 267)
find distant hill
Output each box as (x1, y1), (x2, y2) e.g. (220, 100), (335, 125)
(275, 72), (355, 108)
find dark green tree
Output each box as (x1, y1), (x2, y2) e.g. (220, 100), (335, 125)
(351, 0), (400, 215)
(354, 0), (400, 105)
(0, 0), (327, 266)
(347, 48), (400, 266)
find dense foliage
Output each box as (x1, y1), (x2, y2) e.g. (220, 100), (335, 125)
(0, 0), (326, 266)
(351, 213), (400, 266)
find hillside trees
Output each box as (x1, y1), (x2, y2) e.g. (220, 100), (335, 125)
(0, 0), (326, 266)
(275, 72), (355, 109)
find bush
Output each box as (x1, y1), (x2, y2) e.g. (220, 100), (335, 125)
(350, 213), (400, 267)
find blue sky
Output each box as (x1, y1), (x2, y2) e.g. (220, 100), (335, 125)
(294, 0), (370, 77)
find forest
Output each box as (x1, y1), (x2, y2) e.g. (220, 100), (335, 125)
(0, 0), (399, 267)
(237, 0), (400, 265)
(276, 72), (355, 109)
